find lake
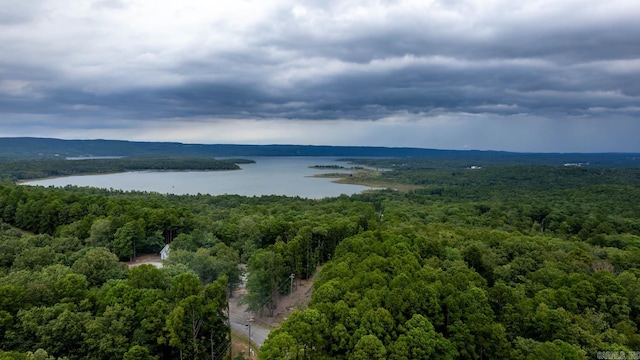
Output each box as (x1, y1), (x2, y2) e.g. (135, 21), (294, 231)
(22, 157), (378, 198)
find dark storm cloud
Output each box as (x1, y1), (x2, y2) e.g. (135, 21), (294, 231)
(0, 0), (639, 151)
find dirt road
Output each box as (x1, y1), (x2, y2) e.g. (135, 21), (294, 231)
(127, 257), (313, 350)
(228, 283), (272, 348)
(228, 271), (314, 350)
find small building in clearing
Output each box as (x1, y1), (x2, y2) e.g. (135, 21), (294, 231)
(160, 244), (170, 260)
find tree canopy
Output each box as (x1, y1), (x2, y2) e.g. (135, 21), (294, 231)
(0, 155), (639, 359)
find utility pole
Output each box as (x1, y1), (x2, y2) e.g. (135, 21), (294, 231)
(228, 285), (232, 360)
(246, 318), (254, 358)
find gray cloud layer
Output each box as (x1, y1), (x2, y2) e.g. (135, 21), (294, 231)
(1, 0), (639, 151)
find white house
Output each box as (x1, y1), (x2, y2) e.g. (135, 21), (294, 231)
(160, 244), (170, 260)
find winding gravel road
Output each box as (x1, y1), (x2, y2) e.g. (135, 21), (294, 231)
(227, 278), (272, 349)
(228, 311), (271, 348)
(130, 256), (272, 349)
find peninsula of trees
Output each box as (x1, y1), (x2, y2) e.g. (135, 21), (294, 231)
(1, 157), (254, 182)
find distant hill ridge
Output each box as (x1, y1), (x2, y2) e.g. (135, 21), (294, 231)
(0, 137), (493, 158)
(0, 137), (638, 168)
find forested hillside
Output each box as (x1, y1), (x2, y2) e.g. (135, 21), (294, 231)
(0, 157), (639, 359)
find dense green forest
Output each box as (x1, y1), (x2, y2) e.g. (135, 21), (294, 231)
(0, 180), (378, 359)
(1, 154), (640, 359)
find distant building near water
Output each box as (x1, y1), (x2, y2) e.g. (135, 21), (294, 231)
(160, 244), (170, 260)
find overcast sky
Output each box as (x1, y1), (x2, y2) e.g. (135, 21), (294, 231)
(1, 0), (639, 152)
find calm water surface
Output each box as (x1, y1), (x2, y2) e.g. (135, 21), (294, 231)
(23, 157), (377, 198)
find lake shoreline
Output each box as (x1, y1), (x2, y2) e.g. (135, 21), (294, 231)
(17, 167), (244, 185)
(19, 157), (379, 198)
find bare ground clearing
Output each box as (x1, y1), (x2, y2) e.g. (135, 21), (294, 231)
(237, 275), (314, 329)
(229, 268), (316, 352)
(126, 254), (163, 268)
